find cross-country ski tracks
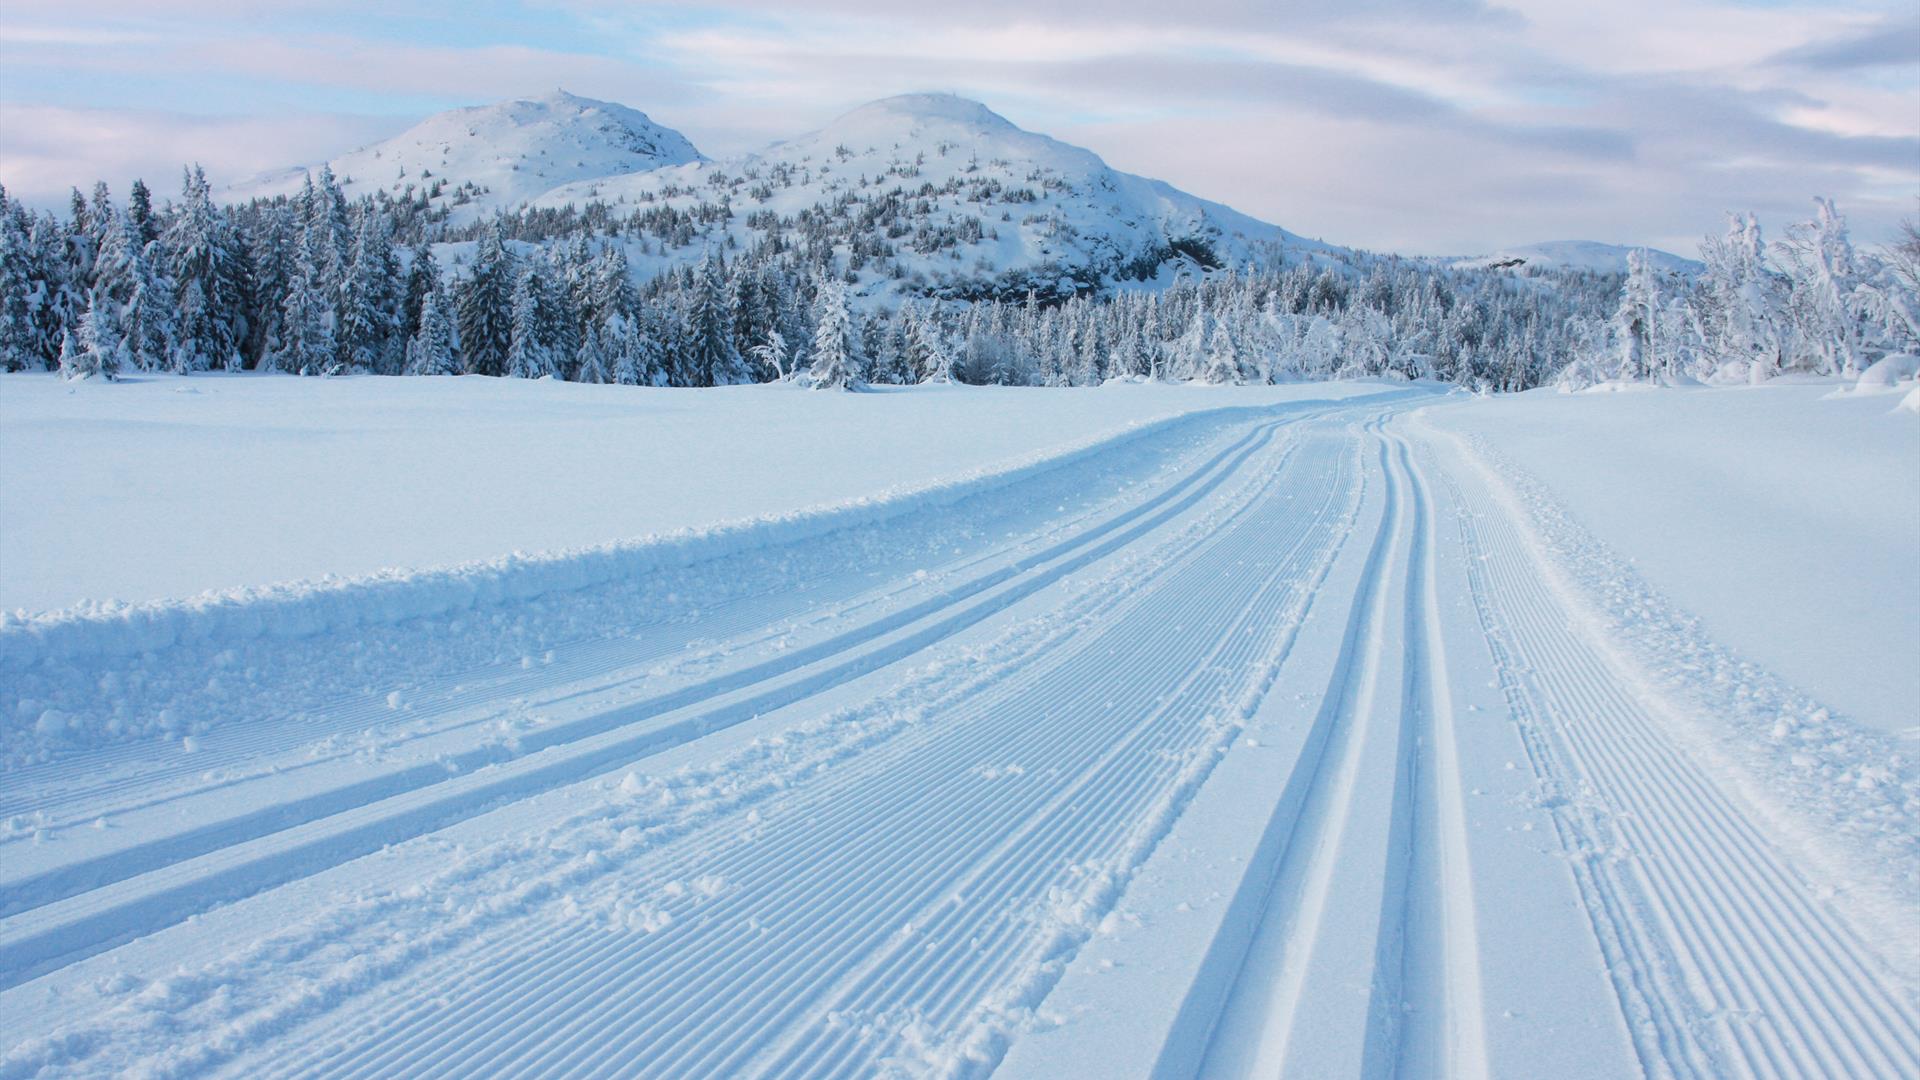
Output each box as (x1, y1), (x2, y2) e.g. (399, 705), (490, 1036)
(1435, 430), (1920, 1079)
(0, 404), (1338, 969)
(228, 418), (1370, 1080)
(1186, 422), (1485, 1079)
(0, 401), (1387, 1042)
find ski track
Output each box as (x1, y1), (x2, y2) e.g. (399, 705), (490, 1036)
(1430, 428), (1920, 1079)
(3, 389), (1916, 1079)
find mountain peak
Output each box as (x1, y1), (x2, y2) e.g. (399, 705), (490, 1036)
(838, 93), (1015, 130)
(225, 91), (703, 217)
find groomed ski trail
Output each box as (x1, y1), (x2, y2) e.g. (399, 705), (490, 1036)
(4, 389), (1916, 1080)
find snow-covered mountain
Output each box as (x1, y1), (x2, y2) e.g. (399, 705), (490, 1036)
(225, 90), (704, 216)
(534, 93), (1326, 301)
(1451, 240), (1702, 275)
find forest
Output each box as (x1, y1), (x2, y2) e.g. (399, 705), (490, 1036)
(2, 166), (1914, 392)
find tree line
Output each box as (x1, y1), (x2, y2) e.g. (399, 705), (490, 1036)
(3, 164), (1910, 392)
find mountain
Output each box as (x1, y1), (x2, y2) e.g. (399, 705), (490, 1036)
(1451, 240), (1702, 276)
(225, 90), (704, 216)
(532, 93), (1326, 301)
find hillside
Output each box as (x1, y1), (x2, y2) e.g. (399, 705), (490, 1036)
(533, 93), (1325, 301)
(1451, 239), (1702, 275)
(225, 90), (704, 217)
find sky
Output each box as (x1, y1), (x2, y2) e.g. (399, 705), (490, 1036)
(0, 0), (1914, 256)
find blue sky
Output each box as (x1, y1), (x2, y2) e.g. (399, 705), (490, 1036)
(1, 0), (1914, 255)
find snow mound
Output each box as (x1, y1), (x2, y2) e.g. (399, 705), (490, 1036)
(1855, 353), (1919, 392)
(225, 90), (704, 218)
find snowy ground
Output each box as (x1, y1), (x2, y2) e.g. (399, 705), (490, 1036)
(1, 376), (1915, 1078)
(0, 374), (1378, 612)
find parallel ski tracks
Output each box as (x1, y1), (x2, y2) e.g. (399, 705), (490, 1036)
(0, 404), (1352, 998)
(1187, 421), (1487, 1080)
(236, 419), (1374, 1078)
(1439, 435), (1920, 1079)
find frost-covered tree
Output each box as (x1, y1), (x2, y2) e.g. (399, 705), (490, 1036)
(339, 213), (402, 373)
(1696, 212), (1784, 382)
(685, 254), (749, 386)
(808, 280), (863, 389)
(71, 283), (124, 380)
(749, 327), (791, 381)
(457, 224), (517, 376)
(1776, 197), (1865, 377)
(404, 283), (460, 376)
(506, 268), (555, 379)
(574, 323), (611, 384)
(165, 165), (241, 371)
(1609, 248), (1661, 382)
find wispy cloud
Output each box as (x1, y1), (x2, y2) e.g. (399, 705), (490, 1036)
(0, 0), (1914, 254)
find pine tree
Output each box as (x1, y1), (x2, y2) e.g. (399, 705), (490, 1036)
(0, 198), (42, 371)
(127, 179), (157, 248)
(457, 224), (516, 376)
(404, 283), (461, 376)
(506, 268), (554, 379)
(686, 254), (748, 386)
(575, 323), (610, 384)
(339, 213), (400, 373)
(73, 282), (123, 380)
(166, 165), (239, 371)
(808, 280), (862, 390)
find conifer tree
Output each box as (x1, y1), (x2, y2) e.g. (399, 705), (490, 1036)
(808, 280), (862, 390)
(457, 224), (516, 376)
(404, 283), (461, 376)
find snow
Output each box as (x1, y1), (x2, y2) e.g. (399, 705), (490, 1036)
(1423, 381), (1919, 736)
(1451, 239), (1703, 275)
(0, 372), (1373, 615)
(534, 93), (1324, 299)
(223, 90), (703, 217)
(2, 376), (1916, 1078)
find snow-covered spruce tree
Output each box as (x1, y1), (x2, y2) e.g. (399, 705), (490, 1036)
(269, 234), (337, 375)
(686, 254), (749, 386)
(121, 239), (179, 373)
(506, 268), (555, 379)
(165, 165), (241, 372)
(401, 242), (440, 344)
(457, 224), (517, 376)
(339, 212), (402, 373)
(607, 313), (665, 386)
(0, 196), (36, 371)
(574, 323), (610, 384)
(911, 309), (954, 383)
(72, 282), (124, 380)
(808, 280), (863, 390)
(405, 283), (461, 376)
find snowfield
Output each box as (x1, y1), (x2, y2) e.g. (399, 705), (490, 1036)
(1, 376), (1916, 1079)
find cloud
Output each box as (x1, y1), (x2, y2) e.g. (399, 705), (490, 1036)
(0, 0), (1913, 253)
(0, 103), (404, 206)
(1769, 15), (1920, 70)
